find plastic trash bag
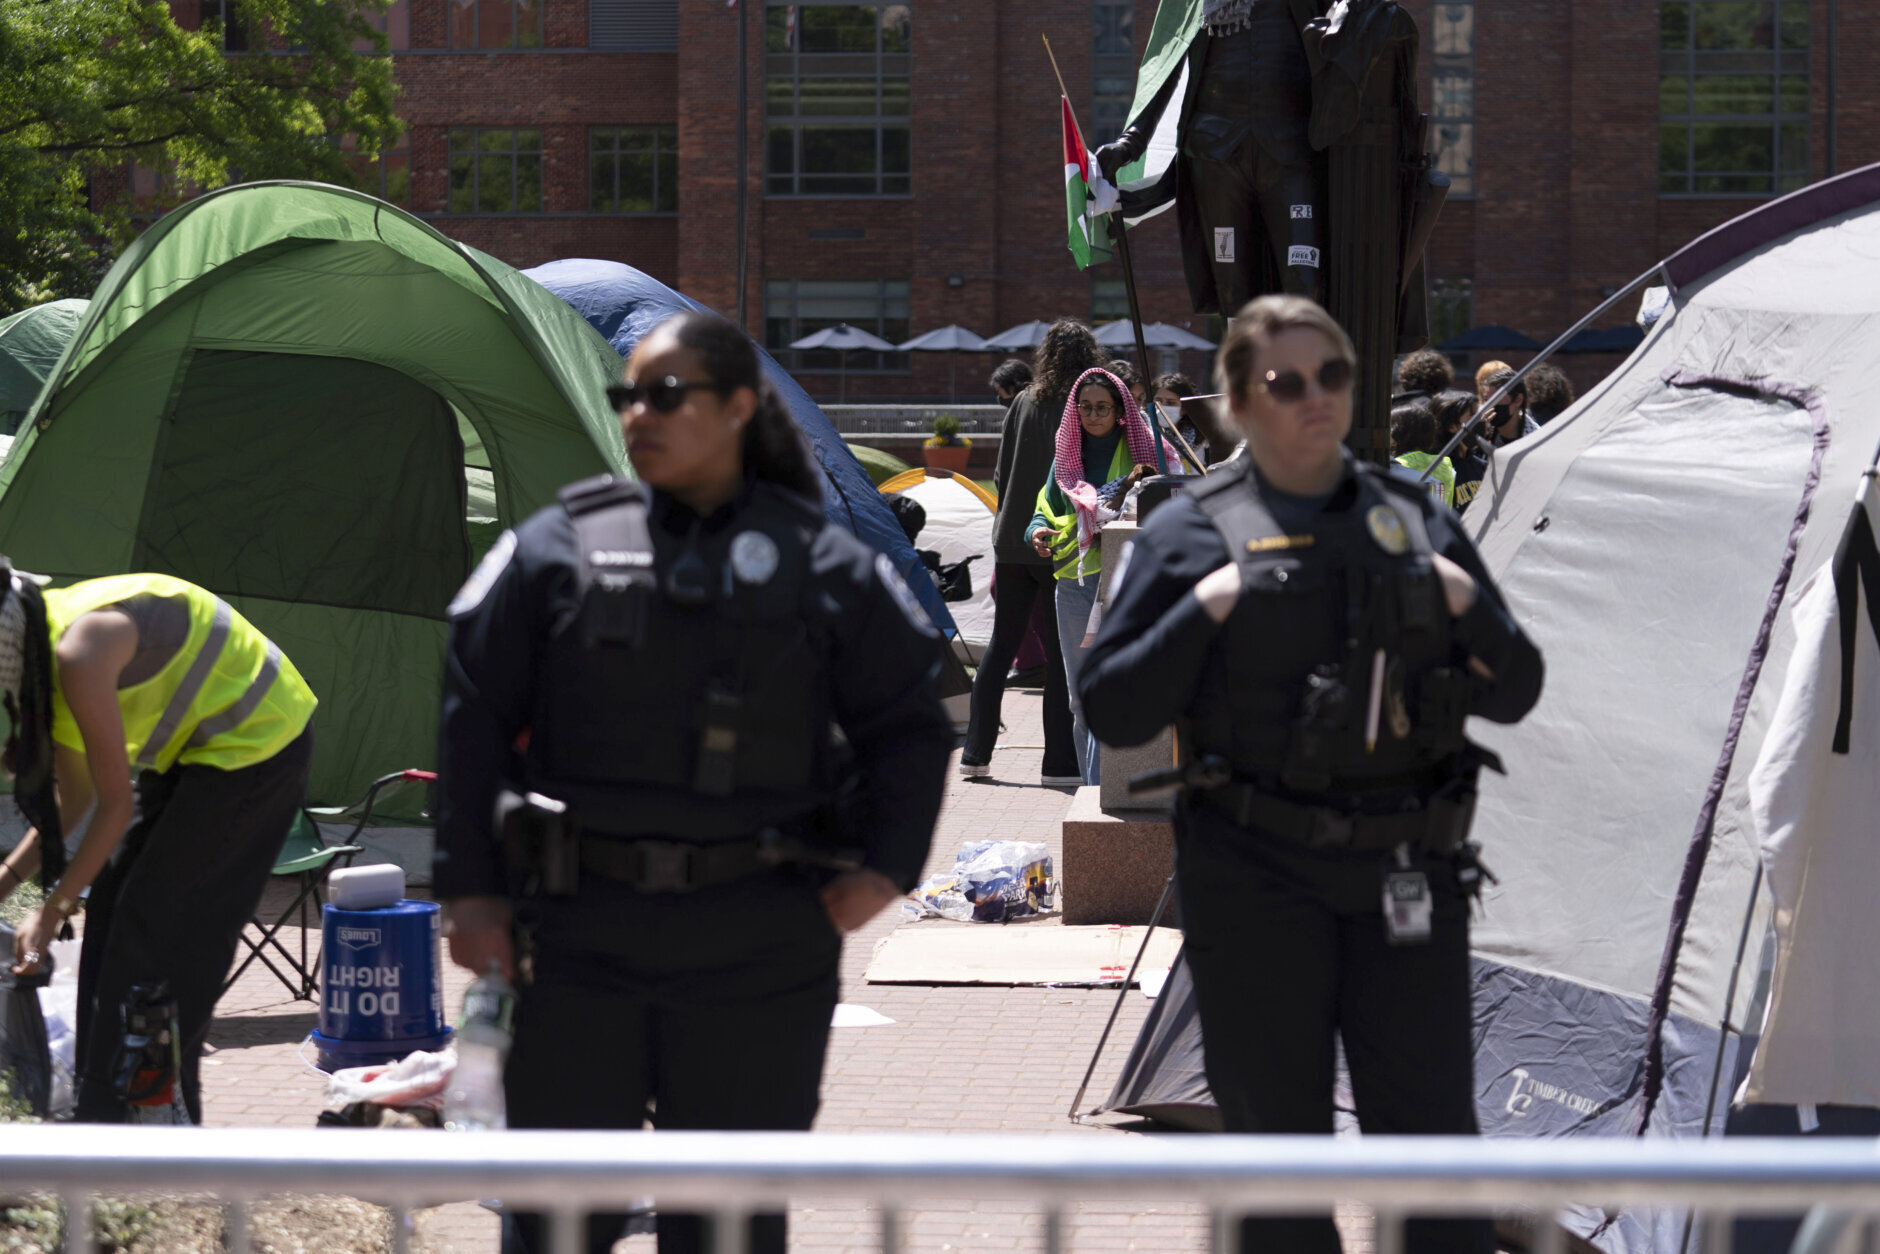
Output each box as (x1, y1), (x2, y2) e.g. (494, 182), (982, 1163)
(37, 937), (80, 1119)
(326, 1048), (455, 1111)
(0, 923), (52, 1118)
(905, 840), (1055, 923)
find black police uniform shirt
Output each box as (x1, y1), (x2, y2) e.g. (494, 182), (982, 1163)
(1077, 455), (1543, 756)
(434, 478), (954, 900)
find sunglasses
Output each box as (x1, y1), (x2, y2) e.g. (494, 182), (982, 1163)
(607, 375), (719, 415)
(1259, 358), (1354, 403)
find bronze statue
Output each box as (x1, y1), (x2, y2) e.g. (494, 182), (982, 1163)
(1097, 0), (1445, 460)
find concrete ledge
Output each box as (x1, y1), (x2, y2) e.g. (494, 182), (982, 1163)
(1060, 785), (1179, 927)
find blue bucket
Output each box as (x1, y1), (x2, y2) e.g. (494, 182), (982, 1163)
(310, 899), (452, 1072)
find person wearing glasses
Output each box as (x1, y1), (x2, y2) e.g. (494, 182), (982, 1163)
(1078, 296), (1542, 1254)
(1026, 367), (1170, 785)
(436, 310), (951, 1254)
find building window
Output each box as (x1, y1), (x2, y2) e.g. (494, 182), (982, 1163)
(764, 279), (910, 371)
(346, 129), (410, 208)
(1092, 1), (1135, 147)
(357, 0), (411, 51)
(1091, 277), (1128, 324)
(1429, 277), (1473, 351)
(1431, 2), (1473, 197)
(591, 127), (678, 214)
(1659, 0), (1809, 196)
(765, 3), (911, 196)
(204, 0), (253, 50)
(448, 0), (542, 49)
(447, 128), (543, 213)
(590, 0), (678, 50)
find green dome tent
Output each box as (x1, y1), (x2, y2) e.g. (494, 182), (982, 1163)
(0, 299), (87, 436)
(0, 182), (629, 813)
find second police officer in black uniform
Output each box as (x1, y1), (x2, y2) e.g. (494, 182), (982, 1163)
(435, 311), (952, 1254)
(1080, 295), (1543, 1254)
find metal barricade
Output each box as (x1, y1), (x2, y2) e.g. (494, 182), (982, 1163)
(5, 1126), (1878, 1254)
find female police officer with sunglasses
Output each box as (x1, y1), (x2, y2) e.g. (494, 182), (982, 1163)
(436, 311), (951, 1254)
(1080, 296), (1542, 1254)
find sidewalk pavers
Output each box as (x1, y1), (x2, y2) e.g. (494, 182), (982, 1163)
(193, 685), (1365, 1253)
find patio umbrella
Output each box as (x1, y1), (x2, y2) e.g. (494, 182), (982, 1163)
(1436, 324), (1543, 353)
(1556, 324), (1646, 354)
(897, 325), (992, 403)
(790, 323), (896, 402)
(1093, 320), (1218, 351)
(983, 320), (1054, 351)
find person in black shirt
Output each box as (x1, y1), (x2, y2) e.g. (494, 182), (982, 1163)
(960, 320), (1101, 785)
(437, 311), (951, 1254)
(1432, 389), (1489, 513)
(1080, 295), (1542, 1254)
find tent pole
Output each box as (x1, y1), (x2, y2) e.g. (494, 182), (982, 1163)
(1067, 873), (1177, 1122)
(1422, 261), (1669, 483)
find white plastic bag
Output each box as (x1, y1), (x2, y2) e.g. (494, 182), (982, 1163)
(905, 840), (1055, 923)
(326, 1047), (455, 1111)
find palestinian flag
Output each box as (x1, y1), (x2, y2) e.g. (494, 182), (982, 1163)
(1109, 0), (1202, 227)
(1061, 96), (1112, 270)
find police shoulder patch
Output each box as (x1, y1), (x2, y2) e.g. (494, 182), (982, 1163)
(448, 529), (518, 617)
(875, 553), (938, 638)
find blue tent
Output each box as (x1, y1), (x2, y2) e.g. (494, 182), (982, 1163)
(523, 259), (954, 633)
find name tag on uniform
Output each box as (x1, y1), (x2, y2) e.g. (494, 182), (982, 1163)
(1383, 870), (1432, 945)
(1246, 535), (1314, 554)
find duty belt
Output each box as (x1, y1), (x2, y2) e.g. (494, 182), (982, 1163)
(578, 828), (861, 894)
(1194, 784), (1438, 853)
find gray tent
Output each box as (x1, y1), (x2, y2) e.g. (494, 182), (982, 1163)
(1095, 168), (1880, 1249)
(1465, 164), (1880, 1253)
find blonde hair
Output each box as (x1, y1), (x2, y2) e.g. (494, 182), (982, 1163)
(1214, 295), (1357, 402)
(1475, 359), (1512, 399)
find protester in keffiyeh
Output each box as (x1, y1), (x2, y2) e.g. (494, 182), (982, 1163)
(1026, 367), (1176, 786)
(1047, 367), (1174, 576)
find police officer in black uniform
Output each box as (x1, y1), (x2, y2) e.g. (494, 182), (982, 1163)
(435, 311), (952, 1254)
(1080, 295), (1542, 1254)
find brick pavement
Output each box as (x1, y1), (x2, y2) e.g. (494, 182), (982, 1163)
(194, 685), (1373, 1253)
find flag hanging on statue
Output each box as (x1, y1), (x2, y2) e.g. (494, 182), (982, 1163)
(1061, 96), (1115, 271)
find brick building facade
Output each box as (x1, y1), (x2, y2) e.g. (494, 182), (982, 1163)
(309, 0), (1880, 403)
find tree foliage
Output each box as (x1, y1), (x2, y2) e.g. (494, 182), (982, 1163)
(0, 0), (400, 313)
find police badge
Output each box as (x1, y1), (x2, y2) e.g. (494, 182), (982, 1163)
(1365, 505), (1409, 556)
(729, 531), (780, 585)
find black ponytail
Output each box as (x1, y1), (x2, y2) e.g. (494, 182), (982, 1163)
(660, 312), (825, 505)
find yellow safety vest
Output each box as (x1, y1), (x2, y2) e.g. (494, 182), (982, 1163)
(1034, 440), (1135, 582)
(46, 574), (318, 773)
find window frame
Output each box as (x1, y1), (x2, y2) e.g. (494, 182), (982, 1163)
(446, 127), (546, 215)
(1658, 0), (1811, 198)
(763, 1), (912, 199)
(1430, 1), (1474, 199)
(764, 278), (912, 374)
(446, 0), (544, 50)
(1091, 0), (1135, 147)
(589, 126), (680, 215)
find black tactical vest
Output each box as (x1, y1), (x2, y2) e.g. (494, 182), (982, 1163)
(525, 475), (833, 836)
(1182, 457), (1471, 797)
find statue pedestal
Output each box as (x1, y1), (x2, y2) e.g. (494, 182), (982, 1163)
(1060, 786), (1179, 928)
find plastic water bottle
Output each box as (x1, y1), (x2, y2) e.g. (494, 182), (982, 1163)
(444, 963), (515, 1132)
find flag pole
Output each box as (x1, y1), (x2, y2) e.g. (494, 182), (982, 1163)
(1042, 37), (1201, 476)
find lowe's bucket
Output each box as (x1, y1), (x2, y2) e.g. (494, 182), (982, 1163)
(310, 900), (452, 1072)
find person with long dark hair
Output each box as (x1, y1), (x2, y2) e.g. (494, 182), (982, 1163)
(437, 311), (951, 1254)
(960, 318), (1102, 786)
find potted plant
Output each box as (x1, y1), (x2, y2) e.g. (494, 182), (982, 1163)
(922, 414), (973, 473)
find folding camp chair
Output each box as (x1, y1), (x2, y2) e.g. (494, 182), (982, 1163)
(222, 768), (438, 1001)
